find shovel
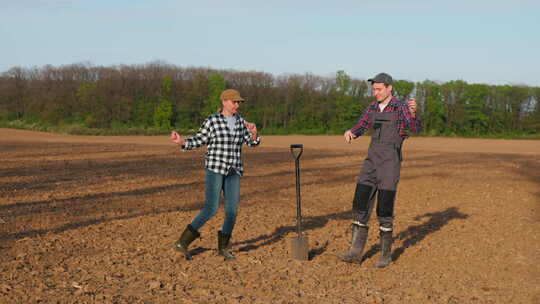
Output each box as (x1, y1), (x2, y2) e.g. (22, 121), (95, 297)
(290, 144), (309, 261)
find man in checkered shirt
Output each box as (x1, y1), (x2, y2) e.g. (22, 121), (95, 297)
(170, 89), (260, 260)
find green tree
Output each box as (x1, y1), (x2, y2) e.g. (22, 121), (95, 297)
(328, 71), (361, 132)
(153, 76), (175, 129)
(463, 84), (489, 134)
(176, 73), (209, 130)
(75, 82), (106, 127)
(201, 74), (225, 117)
(393, 80), (415, 101)
(441, 80), (467, 135)
(153, 99), (173, 129)
(336, 70), (351, 94)
(133, 97), (155, 127)
(419, 80), (446, 135)
(525, 87), (540, 133)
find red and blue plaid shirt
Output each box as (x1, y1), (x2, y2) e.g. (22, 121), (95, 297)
(350, 97), (421, 139)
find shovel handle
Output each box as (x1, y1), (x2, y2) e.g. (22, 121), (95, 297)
(290, 144), (304, 236)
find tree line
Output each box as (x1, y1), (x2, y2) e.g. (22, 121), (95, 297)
(0, 62), (538, 137)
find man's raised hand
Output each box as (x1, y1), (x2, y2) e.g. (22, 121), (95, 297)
(408, 98), (417, 117)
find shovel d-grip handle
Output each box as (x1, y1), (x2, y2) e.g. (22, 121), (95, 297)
(290, 144), (303, 236)
(290, 144), (303, 160)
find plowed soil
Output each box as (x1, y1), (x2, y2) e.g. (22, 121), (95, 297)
(1, 128), (539, 303)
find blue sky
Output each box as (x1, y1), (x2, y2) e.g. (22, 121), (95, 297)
(1, 0), (539, 86)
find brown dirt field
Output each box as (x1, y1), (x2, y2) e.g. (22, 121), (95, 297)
(0, 128), (539, 303)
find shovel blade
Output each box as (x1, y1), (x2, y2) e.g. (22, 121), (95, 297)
(290, 235), (309, 261)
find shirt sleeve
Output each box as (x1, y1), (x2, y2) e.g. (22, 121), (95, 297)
(182, 118), (213, 150)
(399, 103), (422, 134)
(350, 105), (373, 137)
(241, 120), (261, 147)
(245, 133), (261, 147)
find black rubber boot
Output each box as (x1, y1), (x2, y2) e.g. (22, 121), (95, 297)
(173, 224), (200, 260)
(375, 230), (393, 268)
(217, 231), (235, 260)
(338, 223), (369, 264)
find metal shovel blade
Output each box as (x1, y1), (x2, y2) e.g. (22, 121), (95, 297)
(290, 235), (309, 261)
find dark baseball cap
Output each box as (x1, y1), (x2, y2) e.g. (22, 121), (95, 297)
(368, 73), (393, 85)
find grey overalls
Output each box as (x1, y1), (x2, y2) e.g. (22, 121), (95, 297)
(339, 104), (414, 267)
(353, 111), (403, 231)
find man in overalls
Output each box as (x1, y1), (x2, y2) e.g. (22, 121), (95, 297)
(339, 72), (421, 268)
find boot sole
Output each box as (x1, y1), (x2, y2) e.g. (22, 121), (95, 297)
(375, 259), (392, 268)
(173, 243), (192, 260)
(337, 254), (363, 264)
(218, 250), (236, 260)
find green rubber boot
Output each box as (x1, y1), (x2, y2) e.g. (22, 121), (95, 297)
(338, 223), (369, 264)
(375, 230), (393, 268)
(173, 224), (200, 260)
(217, 231), (235, 260)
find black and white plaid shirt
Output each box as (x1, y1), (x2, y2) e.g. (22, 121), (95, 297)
(182, 113), (261, 176)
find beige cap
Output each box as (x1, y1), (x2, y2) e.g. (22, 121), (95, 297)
(220, 89), (245, 102)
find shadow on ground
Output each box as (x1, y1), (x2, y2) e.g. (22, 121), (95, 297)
(232, 207), (468, 263)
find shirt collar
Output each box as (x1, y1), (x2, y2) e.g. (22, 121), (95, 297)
(217, 112), (237, 119)
(377, 97), (400, 107)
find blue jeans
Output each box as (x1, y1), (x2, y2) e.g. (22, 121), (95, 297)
(190, 168), (240, 235)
